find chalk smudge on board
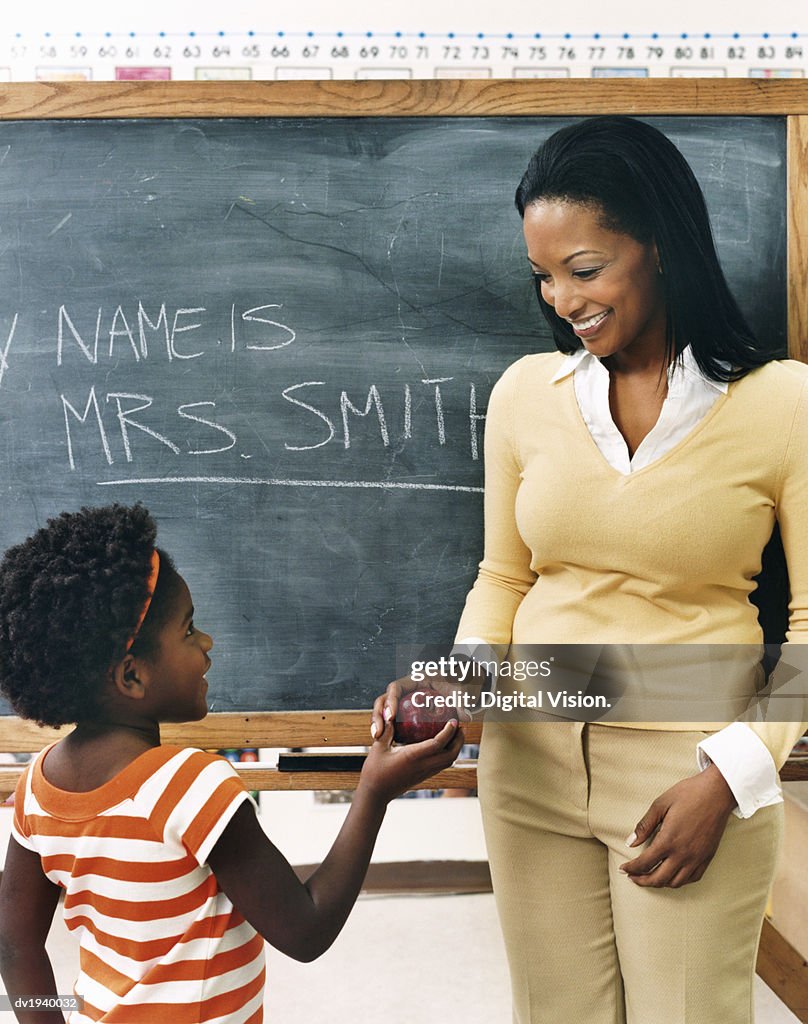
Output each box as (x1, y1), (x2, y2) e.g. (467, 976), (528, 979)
(48, 212), (72, 237)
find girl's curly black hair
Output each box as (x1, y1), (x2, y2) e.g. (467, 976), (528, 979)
(0, 503), (179, 727)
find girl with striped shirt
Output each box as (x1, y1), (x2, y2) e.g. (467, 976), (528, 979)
(0, 504), (463, 1023)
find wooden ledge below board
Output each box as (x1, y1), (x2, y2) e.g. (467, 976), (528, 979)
(0, 712), (805, 798)
(0, 763), (478, 799)
(0, 710), (481, 751)
(0, 712), (484, 798)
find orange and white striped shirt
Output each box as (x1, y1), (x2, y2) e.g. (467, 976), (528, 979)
(12, 745), (265, 1023)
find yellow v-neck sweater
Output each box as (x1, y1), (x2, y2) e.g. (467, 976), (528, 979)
(456, 352), (808, 767)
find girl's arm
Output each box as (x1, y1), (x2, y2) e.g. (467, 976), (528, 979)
(207, 719), (464, 962)
(0, 838), (65, 1024)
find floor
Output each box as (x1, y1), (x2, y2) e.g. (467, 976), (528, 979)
(1, 891), (799, 1023)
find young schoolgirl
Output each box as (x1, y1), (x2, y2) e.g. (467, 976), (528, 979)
(0, 504), (463, 1024)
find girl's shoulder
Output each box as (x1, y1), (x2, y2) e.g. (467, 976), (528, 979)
(27, 743), (237, 819)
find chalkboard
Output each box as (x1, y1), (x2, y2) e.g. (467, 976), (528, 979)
(0, 114), (788, 711)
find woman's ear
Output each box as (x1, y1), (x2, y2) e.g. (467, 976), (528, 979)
(111, 654), (148, 701)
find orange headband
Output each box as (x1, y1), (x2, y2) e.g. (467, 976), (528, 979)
(125, 550), (160, 652)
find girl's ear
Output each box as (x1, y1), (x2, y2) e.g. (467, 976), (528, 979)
(111, 654), (148, 701)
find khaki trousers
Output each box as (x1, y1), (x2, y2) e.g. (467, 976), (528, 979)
(477, 720), (783, 1024)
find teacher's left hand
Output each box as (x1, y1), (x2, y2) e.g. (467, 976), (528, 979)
(619, 764), (738, 888)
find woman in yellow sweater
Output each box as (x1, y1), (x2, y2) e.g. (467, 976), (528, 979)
(373, 116), (808, 1023)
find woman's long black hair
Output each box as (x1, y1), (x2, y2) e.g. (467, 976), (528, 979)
(515, 116), (769, 382)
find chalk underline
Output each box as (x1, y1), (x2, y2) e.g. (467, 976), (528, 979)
(97, 476), (484, 494)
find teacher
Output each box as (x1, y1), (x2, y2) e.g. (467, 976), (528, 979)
(373, 116), (808, 1023)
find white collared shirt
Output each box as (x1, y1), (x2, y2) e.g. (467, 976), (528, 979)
(549, 344), (728, 473)
(460, 346), (782, 819)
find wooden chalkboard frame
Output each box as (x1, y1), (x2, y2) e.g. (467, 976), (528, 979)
(0, 79), (806, 782)
(1, 82), (807, 1015)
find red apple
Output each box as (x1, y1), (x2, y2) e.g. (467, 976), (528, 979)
(393, 689), (453, 744)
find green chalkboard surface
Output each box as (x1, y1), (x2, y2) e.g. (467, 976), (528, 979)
(0, 115), (787, 710)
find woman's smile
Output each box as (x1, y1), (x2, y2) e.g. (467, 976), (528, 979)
(568, 309), (611, 338)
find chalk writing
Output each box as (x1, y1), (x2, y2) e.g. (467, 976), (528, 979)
(281, 382), (335, 452)
(178, 402), (238, 455)
(60, 387), (240, 469)
(107, 393), (182, 460)
(0, 314), (18, 390)
(340, 385), (389, 449)
(56, 301), (297, 365)
(98, 476), (484, 494)
(59, 377), (484, 470)
(235, 304), (296, 351)
(61, 385), (112, 469)
(282, 379), (482, 456)
(8, 300), (488, 479)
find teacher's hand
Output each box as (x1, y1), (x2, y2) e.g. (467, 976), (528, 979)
(370, 673), (471, 742)
(619, 764), (738, 888)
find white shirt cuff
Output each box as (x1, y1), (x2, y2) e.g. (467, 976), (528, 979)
(697, 722), (782, 819)
(452, 637), (502, 671)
